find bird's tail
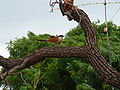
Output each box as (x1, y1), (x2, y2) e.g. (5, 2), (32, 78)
(34, 38), (47, 42)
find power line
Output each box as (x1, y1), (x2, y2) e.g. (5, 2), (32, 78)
(54, 1), (120, 10)
(77, 2), (120, 6)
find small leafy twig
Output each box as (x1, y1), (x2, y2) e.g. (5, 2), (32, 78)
(49, 0), (60, 12)
(20, 73), (27, 85)
(4, 78), (12, 90)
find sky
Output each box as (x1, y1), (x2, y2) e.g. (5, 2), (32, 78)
(0, 0), (120, 58)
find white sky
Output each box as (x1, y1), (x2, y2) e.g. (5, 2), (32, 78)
(0, 0), (120, 58)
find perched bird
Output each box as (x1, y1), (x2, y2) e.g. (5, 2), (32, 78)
(63, 0), (75, 20)
(36, 35), (64, 44)
(63, 0), (74, 11)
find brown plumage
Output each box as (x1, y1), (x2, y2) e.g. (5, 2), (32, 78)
(63, 0), (74, 11)
(36, 35), (64, 44)
(62, 0), (75, 20)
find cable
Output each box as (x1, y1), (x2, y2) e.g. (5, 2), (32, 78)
(77, 2), (120, 7)
(54, 2), (120, 10)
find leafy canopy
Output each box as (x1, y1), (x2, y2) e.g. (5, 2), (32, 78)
(2, 21), (120, 90)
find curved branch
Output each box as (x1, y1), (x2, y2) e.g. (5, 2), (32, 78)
(0, 46), (88, 80)
(59, 1), (120, 88)
(0, 46), (88, 70)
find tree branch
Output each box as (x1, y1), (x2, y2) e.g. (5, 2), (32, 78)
(59, 1), (120, 88)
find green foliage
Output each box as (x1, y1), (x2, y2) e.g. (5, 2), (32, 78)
(76, 83), (95, 90)
(63, 26), (85, 46)
(2, 21), (120, 90)
(7, 32), (51, 59)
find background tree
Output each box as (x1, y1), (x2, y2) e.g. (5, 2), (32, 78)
(1, 21), (120, 90)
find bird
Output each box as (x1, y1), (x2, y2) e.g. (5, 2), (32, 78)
(63, 0), (75, 20)
(36, 35), (64, 44)
(63, 0), (74, 11)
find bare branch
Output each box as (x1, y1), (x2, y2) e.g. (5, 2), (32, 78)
(0, 46), (88, 80)
(4, 78), (12, 90)
(20, 73), (27, 85)
(49, 0), (60, 12)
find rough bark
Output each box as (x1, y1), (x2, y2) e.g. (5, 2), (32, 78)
(0, 1), (120, 89)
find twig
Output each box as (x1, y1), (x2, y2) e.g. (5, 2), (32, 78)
(9, 72), (22, 75)
(49, 0), (60, 12)
(20, 73), (27, 85)
(0, 58), (28, 80)
(4, 78), (12, 90)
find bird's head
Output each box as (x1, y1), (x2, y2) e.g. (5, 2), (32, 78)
(58, 35), (64, 37)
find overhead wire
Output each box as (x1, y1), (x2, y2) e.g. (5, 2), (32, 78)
(54, 1), (120, 10)
(77, 2), (120, 7)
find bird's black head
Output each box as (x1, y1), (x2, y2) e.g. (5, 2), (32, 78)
(58, 35), (64, 37)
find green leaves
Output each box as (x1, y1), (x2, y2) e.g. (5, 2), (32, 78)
(76, 83), (95, 90)
(4, 21), (120, 90)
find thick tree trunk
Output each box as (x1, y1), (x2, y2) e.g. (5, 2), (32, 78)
(0, 1), (120, 89)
